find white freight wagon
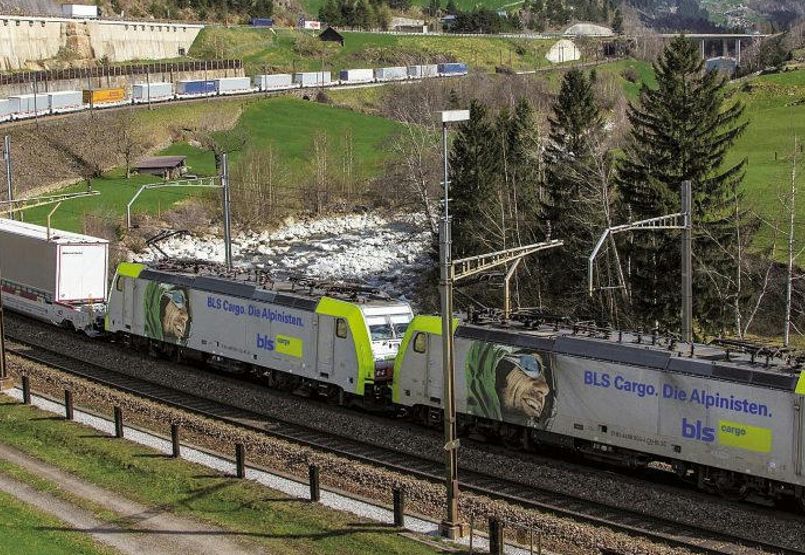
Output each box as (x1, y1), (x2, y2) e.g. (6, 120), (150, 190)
(0, 219), (108, 332)
(407, 64), (438, 78)
(8, 94), (49, 118)
(215, 77), (252, 94)
(339, 68), (374, 83)
(133, 82), (174, 103)
(293, 71), (332, 87)
(374, 67), (408, 81)
(47, 91), (83, 113)
(252, 74), (294, 90)
(62, 4), (98, 17)
(0, 99), (10, 122)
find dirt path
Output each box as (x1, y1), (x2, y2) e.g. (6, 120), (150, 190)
(0, 442), (270, 555)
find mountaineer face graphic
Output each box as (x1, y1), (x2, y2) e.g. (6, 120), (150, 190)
(465, 341), (556, 428)
(143, 282), (192, 344)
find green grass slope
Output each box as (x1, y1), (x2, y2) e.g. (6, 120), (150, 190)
(23, 96), (401, 232)
(0, 399), (448, 555)
(190, 28), (563, 74)
(0, 487), (119, 555)
(728, 71), (805, 253)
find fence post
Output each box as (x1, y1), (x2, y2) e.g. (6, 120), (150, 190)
(488, 518), (504, 555)
(64, 390), (73, 420)
(171, 423), (180, 458)
(22, 375), (30, 404)
(235, 443), (246, 478)
(114, 406), (124, 438)
(309, 464), (320, 501)
(469, 513), (474, 554)
(392, 487), (405, 527)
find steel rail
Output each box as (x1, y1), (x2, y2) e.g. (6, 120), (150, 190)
(5, 331), (804, 555)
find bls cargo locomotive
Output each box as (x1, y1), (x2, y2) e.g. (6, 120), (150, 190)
(3, 218), (805, 509)
(105, 261), (415, 403)
(393, 313), (805, 508)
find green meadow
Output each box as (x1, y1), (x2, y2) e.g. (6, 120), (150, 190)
(22, 96), (401, 232)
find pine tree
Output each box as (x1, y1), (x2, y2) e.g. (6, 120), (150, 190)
(354, 0), (370, 29)
(428, 0), (440, 16)
(611, 7), (623, 34)
(542, 68), (603, 311)
(617, 35), (748, 334)
(449, 100), (500, 258)
(445, 0), (457, 15)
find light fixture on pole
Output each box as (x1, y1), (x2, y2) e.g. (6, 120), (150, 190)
(437, 108), (469, 540)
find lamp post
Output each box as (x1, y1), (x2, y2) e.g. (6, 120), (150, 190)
(437, 109), (469, 540)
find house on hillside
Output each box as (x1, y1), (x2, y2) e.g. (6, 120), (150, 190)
(135, 156), (187, 179)
(391, 17), (427, 33)
(319, 27), (345, 46)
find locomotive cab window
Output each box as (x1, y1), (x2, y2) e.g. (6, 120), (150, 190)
(336, 318), (348, 338)
(115, 276), (124, 291)
(413, 332), (427, 353)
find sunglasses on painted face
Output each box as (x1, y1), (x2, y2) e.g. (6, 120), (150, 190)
(165, 290), (187, 309)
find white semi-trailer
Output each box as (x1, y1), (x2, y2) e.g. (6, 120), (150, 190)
(0, 219), (108, 332)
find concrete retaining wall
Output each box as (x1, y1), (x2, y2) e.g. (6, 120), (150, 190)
(0, 15), (204, 71)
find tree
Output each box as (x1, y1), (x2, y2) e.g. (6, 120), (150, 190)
(616, 35), (748, 334)
(611, 8), (623, 34)
(542, 68), (603, 311)
(249, 0), (272, 18)
(445, 0), (457, 15)
(449, 100), (500, 258)
(387, 0), (410, 10)
(319, 0), (340, 24)
(428, 0), (440, 17)
(112, 111), (148, 179)
(354, 0), (370, 29)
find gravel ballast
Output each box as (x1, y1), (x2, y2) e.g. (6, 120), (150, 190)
(7, 315), (804, 554)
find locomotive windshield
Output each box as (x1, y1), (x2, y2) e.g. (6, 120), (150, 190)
(361, 304), (414, 361)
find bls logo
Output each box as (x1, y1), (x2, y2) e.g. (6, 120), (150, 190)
(256, 333), (275, 351)
(682, 418), (715, 443)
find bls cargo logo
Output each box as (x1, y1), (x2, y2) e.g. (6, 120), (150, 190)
(682, 418), (772, 453)
(257, 333), (303, 358)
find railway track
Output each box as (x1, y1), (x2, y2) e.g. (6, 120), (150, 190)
(4, 330), (803, 555)
(0, 78), (419, 130)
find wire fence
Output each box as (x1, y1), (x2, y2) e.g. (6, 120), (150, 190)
(0, 60), (243, 86)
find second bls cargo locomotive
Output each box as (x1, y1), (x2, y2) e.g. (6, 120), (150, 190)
(393, 315), (805, 507)
(105, 262), (414, 402)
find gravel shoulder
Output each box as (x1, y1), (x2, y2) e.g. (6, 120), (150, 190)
(8, 313), (805, 555)
(0, 442), (272, 555)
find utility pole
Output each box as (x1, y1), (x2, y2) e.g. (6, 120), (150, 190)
(437, 109), (469, 541)
(681, 180), (693, 344)
(0, 262), (10, 390)
(3, 136), (12, 221)
(589, 181), (693, 342)
(785, 139), (798, 347)
(32, 73), (39, 127)
(146, 65), (152, 111)
(221, 153), (233, 269)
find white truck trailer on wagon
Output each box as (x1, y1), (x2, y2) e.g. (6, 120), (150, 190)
(0, 219), (108, 333)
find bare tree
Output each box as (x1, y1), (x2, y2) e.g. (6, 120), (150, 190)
(111, 110), (148, 178)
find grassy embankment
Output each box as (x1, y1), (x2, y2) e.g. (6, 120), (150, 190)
(0, 487), (119, 555)
(0, 398), (445, 555)
(23, 96), (401, 232)
(190, 28), (573, 74)
(728, 70), (805, 254)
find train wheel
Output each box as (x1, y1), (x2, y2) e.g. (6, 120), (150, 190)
(325, 386), (344, 406)
(715, 471), (749, 501)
